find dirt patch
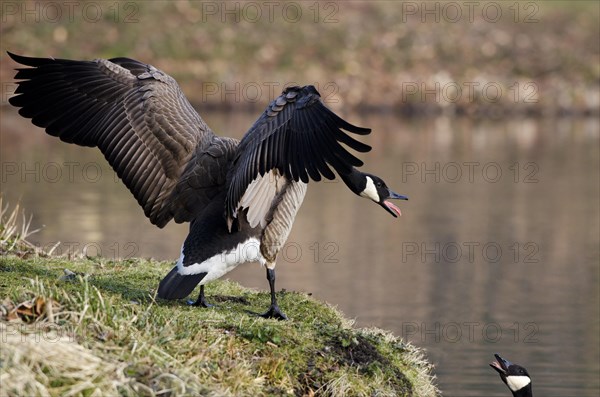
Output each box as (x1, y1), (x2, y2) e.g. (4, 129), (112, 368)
(330, 334), (388, 369)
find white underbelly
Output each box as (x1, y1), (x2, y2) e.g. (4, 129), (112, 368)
(176, 237), (266, 283)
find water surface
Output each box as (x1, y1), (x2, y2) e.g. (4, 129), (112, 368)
(1, 106), (598, 396)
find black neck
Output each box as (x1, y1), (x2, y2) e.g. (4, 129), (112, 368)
(512, 385), (533, 397)
(339, 168), (366, 196)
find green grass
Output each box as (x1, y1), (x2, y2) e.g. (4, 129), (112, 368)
(0, 254), (439, 396)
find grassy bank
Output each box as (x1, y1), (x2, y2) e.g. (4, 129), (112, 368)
(0, 248), (438, 396)
(0, 256), (438, 396)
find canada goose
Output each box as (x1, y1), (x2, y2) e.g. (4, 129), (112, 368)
(490, 354), (533, 397)
(8, 52), (407, 319)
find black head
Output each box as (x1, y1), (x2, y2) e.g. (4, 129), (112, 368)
(339, 169), (407, 217)
(356, 173), (408, 217)
(490, 354), (532, 396)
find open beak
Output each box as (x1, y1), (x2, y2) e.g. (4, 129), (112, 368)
(381, 189), (408, 218)
(490, 354), (511, 376)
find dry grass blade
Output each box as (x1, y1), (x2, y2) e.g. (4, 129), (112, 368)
(0, 196), (42, 255)
(0, 323), (138, 397)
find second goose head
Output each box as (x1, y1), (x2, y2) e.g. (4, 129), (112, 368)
(490, 354), (533, 397)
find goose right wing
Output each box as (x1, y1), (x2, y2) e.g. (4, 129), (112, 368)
(225, 85), (372, 228)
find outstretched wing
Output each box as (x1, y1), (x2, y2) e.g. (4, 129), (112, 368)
(8, 52), (222, 227)
(225, 85), (371, 226)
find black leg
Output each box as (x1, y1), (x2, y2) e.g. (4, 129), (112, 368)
(260, 267), (287, 320)
(187, 285), (213, 308)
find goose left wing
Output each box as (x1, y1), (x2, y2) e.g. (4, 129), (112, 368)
(7, 52), (220, 227)
(225, 85), (371, 229)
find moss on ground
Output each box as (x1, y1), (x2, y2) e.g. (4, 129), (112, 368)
(0, 255), (438, 396)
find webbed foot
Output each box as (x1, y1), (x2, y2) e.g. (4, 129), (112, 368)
(187, 285), (214, 308)
(259, 304), (288, 320)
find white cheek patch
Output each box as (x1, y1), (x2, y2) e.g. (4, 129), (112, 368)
(506, 375), (531, 392)
(359, 176), (379, 202)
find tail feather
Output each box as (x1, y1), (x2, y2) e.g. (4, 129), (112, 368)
(157, 266), (206, 300)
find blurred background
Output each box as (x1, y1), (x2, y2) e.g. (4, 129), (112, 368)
(1, 1), (598, 395)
